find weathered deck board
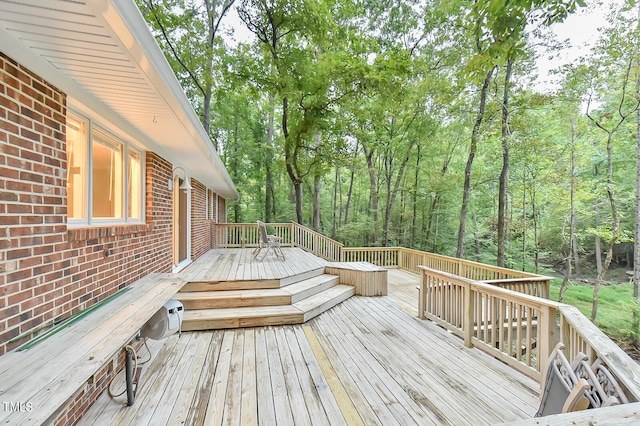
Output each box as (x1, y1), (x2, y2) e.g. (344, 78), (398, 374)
(182, 248), (328, 283)
(78, 255), (540, 426)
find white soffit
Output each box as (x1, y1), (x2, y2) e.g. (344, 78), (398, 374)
(0, 0), (238, 199)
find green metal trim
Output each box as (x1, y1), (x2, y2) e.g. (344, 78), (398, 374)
(15, 287), (132, 351)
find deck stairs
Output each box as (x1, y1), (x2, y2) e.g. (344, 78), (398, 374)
(176, 267), (354, 330)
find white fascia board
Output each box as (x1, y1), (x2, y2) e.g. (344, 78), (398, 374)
(95, 0), (239, 200)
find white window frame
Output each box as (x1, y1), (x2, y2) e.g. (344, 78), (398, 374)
(66, 112), (145, 227)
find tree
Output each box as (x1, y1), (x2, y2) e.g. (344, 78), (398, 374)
(138, 0), (237, 137)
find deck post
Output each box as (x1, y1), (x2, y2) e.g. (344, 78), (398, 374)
(464, 284), (474, 348)
(537, 305), (557, 374)
(418, 270), (426, 319)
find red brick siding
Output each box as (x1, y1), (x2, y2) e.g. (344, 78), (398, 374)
(0, 52), (68, 355)
(190, 179), (211, 259)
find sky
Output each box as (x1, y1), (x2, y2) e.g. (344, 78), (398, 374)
(535, 1), (613, 90)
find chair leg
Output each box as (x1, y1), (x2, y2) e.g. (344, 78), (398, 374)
(252, 246), (262, 259)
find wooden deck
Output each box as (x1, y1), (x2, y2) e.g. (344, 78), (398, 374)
(79, 251), (540, 426)
(182, 248), (328, 283)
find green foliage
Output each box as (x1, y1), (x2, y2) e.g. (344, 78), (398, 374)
(550, 280), (638, 339)
(136, 0), (640, 303)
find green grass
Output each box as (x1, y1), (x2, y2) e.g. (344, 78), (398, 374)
(549, 279), (638, 340)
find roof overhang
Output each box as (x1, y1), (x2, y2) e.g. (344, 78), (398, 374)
(0, 0), (239, 200)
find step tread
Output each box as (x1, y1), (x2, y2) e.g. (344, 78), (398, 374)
(283, 274), (340, 302)
(293, 284), (354, 311)
(183, 304), (302, 320)
(181, 279), (281, 292)
(176, 288), (290, 300)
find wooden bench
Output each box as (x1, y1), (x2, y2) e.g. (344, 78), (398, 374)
(325, 262), (387, 296)
(0, 273), (185, 425)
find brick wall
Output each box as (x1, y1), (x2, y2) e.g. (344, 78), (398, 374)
(0, 52), (68, 355)
(190, 179), (211, 260)
(0, 53), (178, 355)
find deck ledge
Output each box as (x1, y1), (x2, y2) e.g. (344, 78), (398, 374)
(0, 273), (186, 425)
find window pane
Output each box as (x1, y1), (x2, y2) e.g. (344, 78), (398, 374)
(66, 115), (86, 220)
(128, 149), (142, 219)
(92, 132), (123, 219)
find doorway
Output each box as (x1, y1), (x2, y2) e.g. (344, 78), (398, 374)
(173, 177), (190, 270)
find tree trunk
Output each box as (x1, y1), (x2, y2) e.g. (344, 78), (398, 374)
(265, 94), (275, 222)
(282, 97), (304, 224)
(232, 114), (241, 222)
(594, 195), (603, 275)
(497, 60), (513, 268)
(363, 144), (380, 244)
(593, 132), (620, 322)
(560, 119), (578, 302)
(382, 141), (416, 247)
(332, 166), (339, 238)
(634, 41), (640, 339)
(635, 40), (640, 302)
(522, 169), (526, 271)
(313, 172), (321, 231)
(344, 166), (355, 225)
(411, 145), (421, 247)
(457, 67), (494, 258)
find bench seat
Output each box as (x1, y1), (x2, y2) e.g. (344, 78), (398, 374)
(0, 273), (185, 425)
(325, 262), (388, 296)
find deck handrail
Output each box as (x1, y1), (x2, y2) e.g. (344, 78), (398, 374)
(212, 222), (344, 261)
(417, 265), (640, 401)
(342, 246), (552, 297)
(213, 223), (551, 296)
(290, 222), (344, 261)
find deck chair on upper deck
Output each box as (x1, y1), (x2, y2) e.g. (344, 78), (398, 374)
(536, 342), (591, 417)
(252, 221), (285, 261)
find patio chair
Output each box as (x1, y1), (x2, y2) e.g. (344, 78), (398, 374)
(535, 342), (590, 417)
(575, 357), (628, 408)
(252, 221), (285, 261)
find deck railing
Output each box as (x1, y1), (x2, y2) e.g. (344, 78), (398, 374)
(213, 223), (551, 296)
(212, 222), (343, 261)
(343, 246), (551, 297)
(417, 265), (640, 401)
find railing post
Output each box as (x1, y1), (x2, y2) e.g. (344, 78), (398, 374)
(537, 305), (557, 373)
(463, 284), (474, 348)
(397, 248), (402, 269)
(418, 269), (426, 320)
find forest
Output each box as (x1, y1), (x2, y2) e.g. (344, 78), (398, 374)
(136, 0), (640, 323)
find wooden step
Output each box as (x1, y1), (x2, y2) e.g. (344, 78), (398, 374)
(181, 284), (355, 331)
(294, 284), (355, 322)
(283, 274), (340, 302)
(175, 289), (292, 310)
(180, 279), (280, 292)
(182, 305), (304, 331)
(280, 267), (326, 286)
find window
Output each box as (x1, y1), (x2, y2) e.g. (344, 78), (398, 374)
(92, 131), (123, 219)
(66, 116), (86, 220)
(128, 150), (142, 219)
(66, 113), (144, 226)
